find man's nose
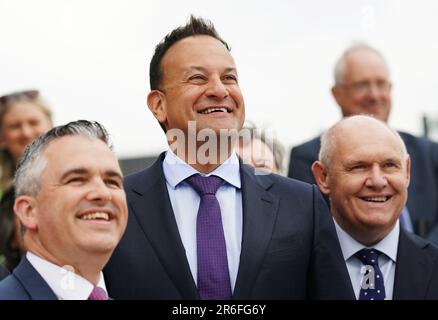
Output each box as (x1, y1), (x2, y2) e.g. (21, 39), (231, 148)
(205, 77), (228, 99)
(368, 82), (381, 98)
(365, 165), (388, 189)
(86, 178), (112, 202)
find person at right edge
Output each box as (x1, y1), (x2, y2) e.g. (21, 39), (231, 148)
(288, 43), (438, 244)
(104, 15), (352, 299)
(312, 115), (438, 299)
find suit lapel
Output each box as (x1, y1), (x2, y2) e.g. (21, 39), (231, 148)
(14, 257), (58, 300)
(232, 165), (279, 299)
(129, 154), (199, 299)
(393, 229), (436, 299)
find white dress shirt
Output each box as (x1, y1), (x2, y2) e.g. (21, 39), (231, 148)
(162, 149), (242, 291)
(333, 219), (399, 300)
(27, 252), (108, 300)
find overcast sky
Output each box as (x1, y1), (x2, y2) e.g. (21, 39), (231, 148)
(1, 0), (437, 159)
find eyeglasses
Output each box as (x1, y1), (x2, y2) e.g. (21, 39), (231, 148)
(343, 80), (391, 95)
(0, 90), (39, 106)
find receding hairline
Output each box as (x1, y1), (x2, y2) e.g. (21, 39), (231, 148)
(161, 35), (233, 65)
(319, 115), (408, 166)
(29, 134), (116, 182)
(334, 43), (390, 86)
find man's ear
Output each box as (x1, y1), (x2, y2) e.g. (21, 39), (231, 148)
(331, 85), (343, 106)
(147, 90), (167, 126)
(14, 196), (38, 232)
(405, 154), (411, 187)
(311, 161), (331, 195)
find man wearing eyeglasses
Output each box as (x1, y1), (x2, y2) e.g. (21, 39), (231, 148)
(288, 43), (438, 244)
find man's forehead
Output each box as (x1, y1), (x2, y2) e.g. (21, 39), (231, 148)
(337, 137), (404, 164)
(346, 49), (384, 66)
(335, 121), (404, 155)
(345, 50), (388, 77)
(170, 34), (226, 50)
(341, 147), (403, 162)
(43, 136), (117, 167)
(164, 36), (233, 64)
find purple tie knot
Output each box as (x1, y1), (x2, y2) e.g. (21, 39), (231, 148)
(186, 174), (224, 196)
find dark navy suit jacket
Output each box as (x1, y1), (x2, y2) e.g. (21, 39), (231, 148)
(392, 229), (438, 299)
(0, 257), (57, 300)
(288, 132), (438, 243)
(104, 153), (352, 299)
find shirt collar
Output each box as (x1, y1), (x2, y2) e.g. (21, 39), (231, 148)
(334, 218), (399, 263)
(163, 148), (241, 189)
(26, 252), (107, 300)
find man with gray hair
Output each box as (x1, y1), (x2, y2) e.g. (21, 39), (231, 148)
(288, 42), (438, 243)
(311, 115), (438, 299)
(0, 120), (128, 300)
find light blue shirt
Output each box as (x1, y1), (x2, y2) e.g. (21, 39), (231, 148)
(334, 219), (399, 300)
(162, 149), (242, 291)
(400, 206), (414, 232)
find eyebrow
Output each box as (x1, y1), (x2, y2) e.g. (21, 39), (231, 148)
(344, 157), (402, 166)
(60, 167), (123, 182)
(384, 158), (402, 165)
(184, 66), (237, 75)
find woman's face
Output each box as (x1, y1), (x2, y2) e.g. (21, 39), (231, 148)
(1, 101), (52, 162)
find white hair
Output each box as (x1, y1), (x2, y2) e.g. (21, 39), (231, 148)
(333, 42), (389, 86)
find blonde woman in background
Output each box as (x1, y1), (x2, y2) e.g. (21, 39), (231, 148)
(0, 90), (53, 271)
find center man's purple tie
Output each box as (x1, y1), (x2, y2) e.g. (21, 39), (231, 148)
(185, 174), (232, 300)
(88, 286), (108, 300)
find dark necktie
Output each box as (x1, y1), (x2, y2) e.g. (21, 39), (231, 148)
(355, 248), (386, 300)
(185, 174), (232, 300)
(88, 286), (108, 300)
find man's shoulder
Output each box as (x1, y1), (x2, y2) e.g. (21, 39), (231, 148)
(123, 155), (164, 189)
(0, 274), (29, 300)
(241, 164), (313, 193)
(401, 229), (438, 257)
(399, 131), (438, 150)
(290, 136), (321, 159)
(293, 136), (321, 151)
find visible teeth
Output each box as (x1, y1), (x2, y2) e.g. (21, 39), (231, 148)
(200, 107), (227, 114)
(363, 196), (388, 202)
(80, 212), (110, 221)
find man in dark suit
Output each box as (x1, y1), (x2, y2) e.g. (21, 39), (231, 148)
(0, 121), (128, 300)
(288, 43), (438, 243)
(312, 115), (438, 299)
(103, 16), (352, 300)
